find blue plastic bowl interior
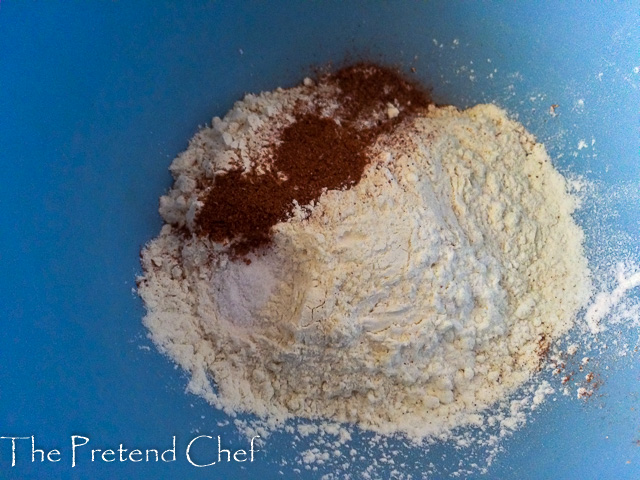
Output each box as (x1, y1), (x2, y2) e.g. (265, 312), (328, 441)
(1, 2), (639, 479)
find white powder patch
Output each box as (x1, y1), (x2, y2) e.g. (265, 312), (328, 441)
(585, 263), (640, 333)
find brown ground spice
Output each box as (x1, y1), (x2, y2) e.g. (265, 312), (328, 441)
(195, 63), (431, 256)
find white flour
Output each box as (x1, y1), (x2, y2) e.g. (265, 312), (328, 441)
(138, 81), (592, 442)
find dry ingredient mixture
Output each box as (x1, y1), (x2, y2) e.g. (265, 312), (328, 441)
(138, 65), (593, 446)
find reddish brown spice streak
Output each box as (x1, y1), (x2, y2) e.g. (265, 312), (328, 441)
(194, 63), (431, 256)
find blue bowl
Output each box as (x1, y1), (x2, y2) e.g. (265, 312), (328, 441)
(2, 2), (638, 479)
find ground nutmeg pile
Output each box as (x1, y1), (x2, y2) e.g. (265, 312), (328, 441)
(194, 65), (431, 255)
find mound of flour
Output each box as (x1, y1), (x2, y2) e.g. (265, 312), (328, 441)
(138, 78), (591, 440)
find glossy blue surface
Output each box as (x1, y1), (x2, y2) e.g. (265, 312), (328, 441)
(1, 2), (638, 479)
